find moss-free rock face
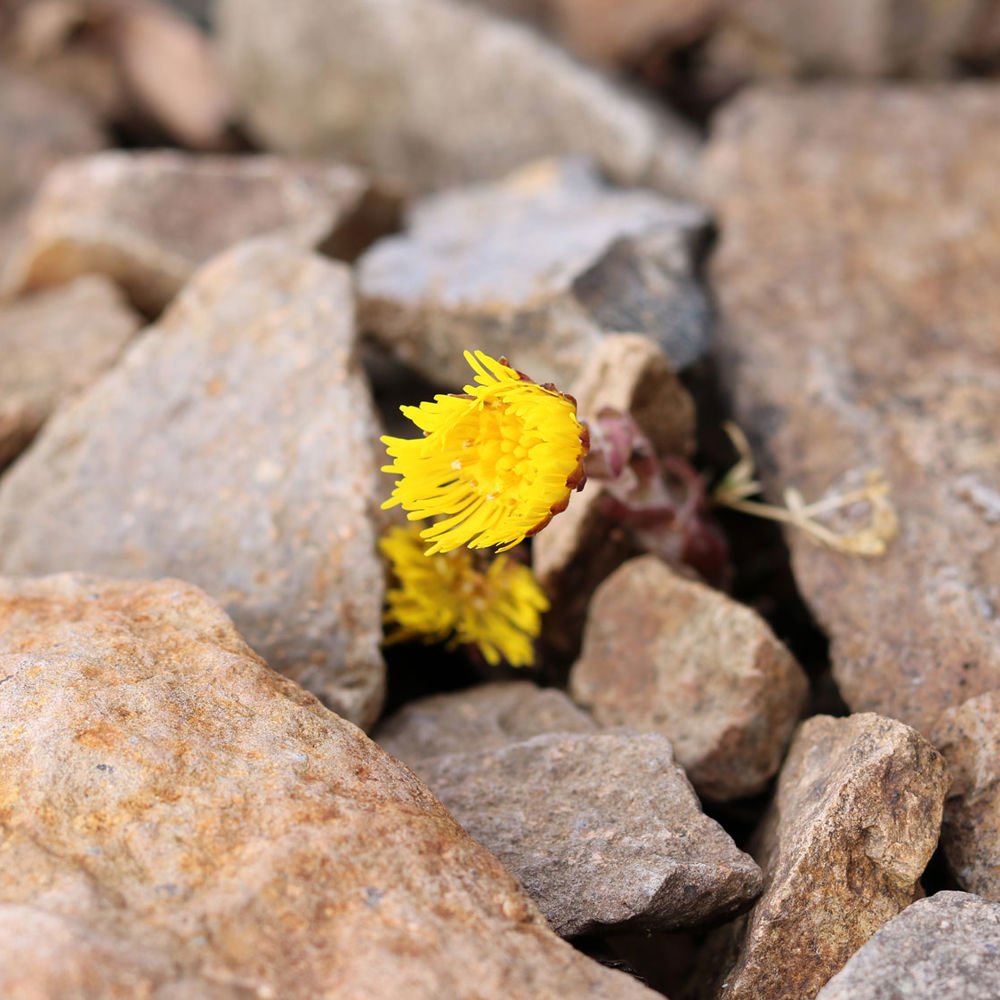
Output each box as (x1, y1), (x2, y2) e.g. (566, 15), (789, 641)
(0, 574), (663, 1000)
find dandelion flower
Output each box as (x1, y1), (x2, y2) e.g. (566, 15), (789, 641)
(381, 350), (588, 554)
(379, 524), (549, 667)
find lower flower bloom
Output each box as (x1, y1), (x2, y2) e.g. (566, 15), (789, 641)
(381, 350), (588, 554)
(379, 524), (549, 667)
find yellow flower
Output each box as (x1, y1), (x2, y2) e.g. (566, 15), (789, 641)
(381, 350), (588, 554)
(379, 525), (549, 667)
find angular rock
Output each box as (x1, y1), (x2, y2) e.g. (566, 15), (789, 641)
(358, 158), (710, 389)
(696, 713), (948, 1000)
(816, 892), (1000, 1000)
(0, 239), (385, 728)
(570, 555), (808, 801)
(217, 0), (701, 199)
(931, 692), (1000, 899)
(0, 66), (106, 285)
(376, 680), (598, 762)
(6, 150), (394, 313)
(379, 687), (761, 937)
(0, 573), (662, 1000)
(701, 85), (1000, 734)
(0, 274), (141, 468)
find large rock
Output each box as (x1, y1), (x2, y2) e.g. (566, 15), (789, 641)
(701, 85), (1000, 734)
(932, 692), (1000, 899)
(816, 892), (1000, 1000)
(378, 684), (762, 937)
(0, 66), (106, 286)
(216, 0), (701, 199)
(0, 239), (385, 728)
(570, 555), (808, 801)
(0, 274), (141, 468)
(696, 713), (948, 1000)
(358, 158), (710, 390)
(5, 150), (393, 314)
(0, 573), (662, 1000)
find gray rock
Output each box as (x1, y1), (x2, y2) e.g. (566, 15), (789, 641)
(0, 275), (140, 467)
(696, 713), (949, 1000)
(216, 0), (701, 199)
(569, 555), (809, 801)
(358, 158), (710, 389)
(0, 572), (662, 1000)
(0, 239), (385, 728)
(701, 85), (1000, 735)
(5, 150), (394, 313)
(389, 726), (763, 937)
(816, 892), (1000, 1000)
(376, 681), (597, 763)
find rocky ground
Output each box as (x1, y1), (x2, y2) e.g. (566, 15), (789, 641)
(1, 1), (1000, 998)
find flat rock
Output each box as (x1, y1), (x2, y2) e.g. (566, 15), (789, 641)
(0, 573), (662, 1000)
(0, 66), (106, 286)
(701, 85), (1000, 734)
(931, 692), (1000, 899)
(376, 681), (598, 762)
(696, 713), (948, 1000)
(816, 892), (1000, 1000)
(0, 274), (140, 467)
(216, 0), (701, 199)
(5, 149), (393, 313)
(0, 239), (385, 729)
(358, 158), (710, 389)
(379, 689), (761, 937)
(569, 555), (808, 801)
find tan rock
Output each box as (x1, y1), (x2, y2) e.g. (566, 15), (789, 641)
(0, 239), (385, 728)
(696, 713), (948, 1000)
(570, 555), (808, 801)
(701, 84), (1000, 734)
(216, 0), (702, 198)
(0, 65), (106, 285)
(932, 692), (1000, 899)
(0, 573), (663, 1000)
(0, 274), (140, 467)
(6, 149), (394, 313)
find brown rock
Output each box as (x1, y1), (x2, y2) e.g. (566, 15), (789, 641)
(0, 573), (663, 1000)
(358, 158), (710, 390)
(0, 239), (385, 728)
(6, 149), (395, 313)
(0, 65), (106, 285)
(814, 891), (1000, 1000)
(216, 0), (701, 199)
(701, 85), (1000, 734)
(378, 687), (761, 937)
(570, 555), (808, 801)
(932, 692), (1000, 899)
(696, 713), (948, 1000)
(0, 274), (140, 467)
(376, 680), (598, 762)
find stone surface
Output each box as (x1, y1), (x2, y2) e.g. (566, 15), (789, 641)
(696, 713), (948, 1000)
(5, 149), (393, 313)
(701, 85), (1000, 735)
(0, 65), (106, 286)
(376, 681), (598, 762)
(379, 688), (761, 937)
(815, 892), (1000, 1000)
(0, 239), (385, 729)
(216, 0), (701, 199)
(570, 555), (808, 801)
(534, 333), (698, 663)
(0, 573), (662, 1000)
(0, 274), (141, 467)
(932, 692), (1000, 899)
(358, 158), (710, 390)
